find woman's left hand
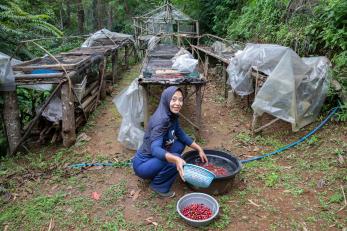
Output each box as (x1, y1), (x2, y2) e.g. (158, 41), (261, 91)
(199, 149), (208, 163)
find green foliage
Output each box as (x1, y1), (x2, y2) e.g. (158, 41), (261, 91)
(307, 135), (319, 146)
(16, 87), (50, 125)
(328, 192), (343, 204)
(265, 172), (279, 187)
(0, 1), (62, 56)
(227, 0), (286, 42)
(194, 0), (347, 114)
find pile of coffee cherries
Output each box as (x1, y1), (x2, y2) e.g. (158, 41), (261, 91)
(197, 163), (228, 176)
(181, 203), (213, 220)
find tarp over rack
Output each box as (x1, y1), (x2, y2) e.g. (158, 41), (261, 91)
(81, 29), (134, 48)
(227, 44), (331, 131)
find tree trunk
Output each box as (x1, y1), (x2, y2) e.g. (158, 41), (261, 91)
(123, 0), (129, 15)
(77, 0), (84, 34)
(65, 0), (71, 28)
(92, 0), (98, 30)
(97, 0), (104, 29)
(2, 91), (21, 155)
(108, 4), (113, 30)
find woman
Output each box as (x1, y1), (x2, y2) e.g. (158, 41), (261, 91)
(132, 86), (207, 197)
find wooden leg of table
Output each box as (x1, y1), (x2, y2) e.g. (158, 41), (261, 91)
(61, 82), (76, 147)
(223, 63), (228, 98)
(195, 85), (202, 140)
(204, 55), (209, 79)
(143, 85), (149, 129)
(124, 45), (129, 70)
(251, 112), (262, 134)
(111, 50), (118, 84)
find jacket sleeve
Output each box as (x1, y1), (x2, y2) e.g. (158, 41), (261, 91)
(149, 122), (170, 161)
(150, 137), (167, 161)
(175, 121), (193, 146)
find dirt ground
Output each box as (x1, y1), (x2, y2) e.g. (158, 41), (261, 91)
(1, 64), (346, 230)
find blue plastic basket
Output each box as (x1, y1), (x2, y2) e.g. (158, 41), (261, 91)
(183, 164), (216, 188)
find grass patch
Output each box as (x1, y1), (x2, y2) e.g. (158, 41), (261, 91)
(0, 193), (65, 229)
(100, 179), (127, 206)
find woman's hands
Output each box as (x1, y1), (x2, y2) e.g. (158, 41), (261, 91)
(190, 142), (208, 163)
(165, 153), (186, 181)
(198, 149), (208, 163)
(174, 156), (186, 181)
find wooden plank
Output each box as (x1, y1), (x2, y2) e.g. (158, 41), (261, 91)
(15, 80), (61, 85)
(191, 45), (230, 64)
(83, 81), (98, 98)
(15, 72), (64, 79)
(253, 117), (280, 134)
(61, 81), (76, 147)
(81, 91), (98, 109)
(12, 55), (91, 71)
(96, 57), (107, 102)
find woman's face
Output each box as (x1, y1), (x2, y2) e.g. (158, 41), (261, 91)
(169, 90), (183, 114)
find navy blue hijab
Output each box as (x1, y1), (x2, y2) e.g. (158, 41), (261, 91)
(139, 86), (181, 155)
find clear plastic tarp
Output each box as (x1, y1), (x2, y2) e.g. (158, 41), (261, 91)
(0, 52), (53, 91)
(171, 48), (197, 73)
(113, 78), (144, 150)
(227, 43), (330, 131)
(135, 3), (197, 36)
(211, 41), (236, 56)
(149, 8), (191, 22)
(41, 95), (62, 122)
(0, 53), (16, 91)
(81, 29), (134, 48)
(147, 36), (161, 51)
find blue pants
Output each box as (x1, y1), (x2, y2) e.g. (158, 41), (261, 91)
(132, 140), (185, 193)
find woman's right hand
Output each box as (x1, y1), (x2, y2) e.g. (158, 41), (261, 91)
(175, 157), (186, 181)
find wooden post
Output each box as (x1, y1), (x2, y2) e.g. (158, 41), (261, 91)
(61, 82), (76, 147)
(2, 91), (21, 154)
(143, 84), (149, 128)
(195, 85), (202, 139)
(111, 50), (118, 84)
(124, 45), (129, 70)
(223, 63), (228, 98)
(98, 57), (107, 100)
(196, 21), (199, 35)
(251, 112), (262, 134)
(204, 55), (209, 79)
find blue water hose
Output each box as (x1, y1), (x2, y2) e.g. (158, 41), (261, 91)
(68, 107), (339, 168)
(240, 106), (340, 164)
(69, 160), (131, 169)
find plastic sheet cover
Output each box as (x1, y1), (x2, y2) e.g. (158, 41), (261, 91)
(81, 29), (134, 48)
(41, 95), (62, 122)
(0, 53), (16, 91)
(211, 41), (236, 56)
(0, 52), (53, 91)
(171, 48), (198, 73)
(227, 44), (330, 131)
(113, 78), (144, 150)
